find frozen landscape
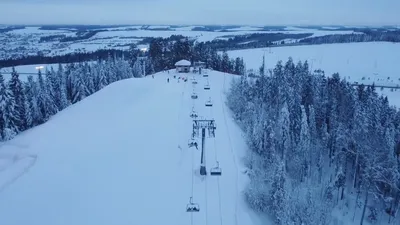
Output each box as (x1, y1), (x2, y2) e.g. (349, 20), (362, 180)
(0, 14), (399, 225)
(0, 25), (364, 60)
(0, 69), (265, 225)
(226, 42), (400, 107)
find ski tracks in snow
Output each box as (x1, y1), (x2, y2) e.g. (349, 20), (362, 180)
(0, 154), (37, 194)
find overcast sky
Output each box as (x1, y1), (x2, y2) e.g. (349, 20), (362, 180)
(0, 0), (399, 26)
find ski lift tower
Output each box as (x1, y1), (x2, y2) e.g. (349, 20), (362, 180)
(192, 119), (216, 176)
(138, 48), (148, 77)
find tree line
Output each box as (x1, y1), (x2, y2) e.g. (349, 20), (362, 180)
(300, 30), (400, 44)
(227, 58), (400, 225)
(0, 49), (132, 68)
(148, 37), (246, 75)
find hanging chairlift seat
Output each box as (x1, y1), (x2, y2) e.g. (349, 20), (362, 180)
(186, 197), (200, 212)
(203, 74), (208, 77)
(192, 80), (198, 84)
(210, 161), (222, 176)
(191, 93), (198, 99)
(188, 138), (197, 148)
(204, 84), (210, 90)
(205, 100), (213, 107)
(190, 107), (198, 118)
(190, 111), (198, 118)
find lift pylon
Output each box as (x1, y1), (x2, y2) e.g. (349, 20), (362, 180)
(192, 119), (217, 175)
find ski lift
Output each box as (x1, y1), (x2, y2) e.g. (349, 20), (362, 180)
(191, 93), (198, 99)
(210, 161), (222, 176)
(204, 84), (210, 90)
(205, 98), (213, 107)
(188, 138), (198, 148)
(192, 79), (198, 84)
(186, 197), (200, 212)
(203, 74), (208, 77)
(190, 108), (198, 118)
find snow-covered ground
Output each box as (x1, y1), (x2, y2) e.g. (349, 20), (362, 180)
(91, 29), (275, 43)
(0, 25), (363, 60)
(0, 70), (265, 225)
(226, 42), (400, 107)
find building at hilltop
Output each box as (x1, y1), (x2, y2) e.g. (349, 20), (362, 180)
(175, 60), (191, 73)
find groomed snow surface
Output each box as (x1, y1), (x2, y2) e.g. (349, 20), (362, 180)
(0, 70), (264, 225)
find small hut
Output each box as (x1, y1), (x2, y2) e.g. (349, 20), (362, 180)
(175, 60), (191, 73)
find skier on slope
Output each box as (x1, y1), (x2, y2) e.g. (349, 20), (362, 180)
(194, 142), (198, 150)
(167, 78), (169, 83)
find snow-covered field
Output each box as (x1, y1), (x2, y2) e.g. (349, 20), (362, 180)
(0, 25), (362, 60)
(226, 42), (400, 107)
(0, 70), (265, 225)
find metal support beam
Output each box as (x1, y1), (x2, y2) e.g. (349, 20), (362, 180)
(200, 128), (207, 175)
(192, 119), (216, 176)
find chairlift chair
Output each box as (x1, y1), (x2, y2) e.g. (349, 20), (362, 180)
(191, 93), (198, 99)
(192, 80), (198, 84)
(190, 112), (198, 118)
(186, 197), (200, 212)
(204, 84), (210, 90)
(190, 108), (198, 118)
(203, 74), (208, 77)
(205, 98), (213, 107)
(188, 138), (197, 148)
(210, 161), (222, 176)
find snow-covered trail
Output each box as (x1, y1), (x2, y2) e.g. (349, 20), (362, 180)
(0, 70), (262, 225)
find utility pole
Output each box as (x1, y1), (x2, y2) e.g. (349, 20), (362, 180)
(192, 119), (216, 176)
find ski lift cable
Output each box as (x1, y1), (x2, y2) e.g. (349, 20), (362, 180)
(191, 137), (194, 197)
(219, 90), (239, 225)
(210, 106), (223, 225)
(217, 175), (223, 225)
(205, 170), (209, 225)
(177, 78), (186, 149)
(212, 129), (223, 225)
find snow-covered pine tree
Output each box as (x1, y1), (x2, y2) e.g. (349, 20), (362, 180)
(36, 69), (49, 123)
(45, 69), (58, 116)
(8, 67), (27, 131)
(58, 65), (70, 110)
(24, 75), (40, 126)
(4, 78), (19, 136)
(269, 160), (290, 225)
(98, 61), (109, 88)
(0, 72), (7, 139)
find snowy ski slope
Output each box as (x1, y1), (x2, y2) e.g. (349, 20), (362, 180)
(0, 70), (263, 225)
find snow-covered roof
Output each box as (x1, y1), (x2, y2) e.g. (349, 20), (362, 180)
(175, 60), (191, 66)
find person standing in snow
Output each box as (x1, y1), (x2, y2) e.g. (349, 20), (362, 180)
(167, 78), (169, 83)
